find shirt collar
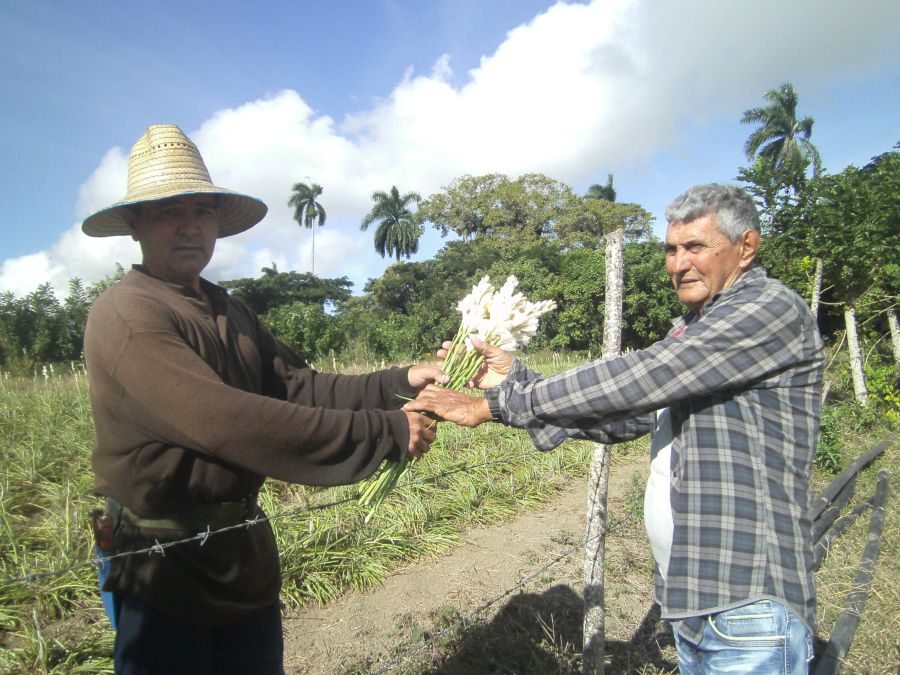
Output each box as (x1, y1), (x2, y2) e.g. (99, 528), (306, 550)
(131, 264), (229, 312)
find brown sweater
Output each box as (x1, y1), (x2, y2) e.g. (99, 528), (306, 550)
(84, 266), (416, 625)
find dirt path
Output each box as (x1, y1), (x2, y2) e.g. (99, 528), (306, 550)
(283, 458), (666, 674)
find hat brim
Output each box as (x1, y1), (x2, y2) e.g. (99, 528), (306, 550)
(81, 186), (268, 238)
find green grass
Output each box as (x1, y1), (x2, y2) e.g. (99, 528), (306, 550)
(0, 357), (607, 672)
(0, 353), (897, 673)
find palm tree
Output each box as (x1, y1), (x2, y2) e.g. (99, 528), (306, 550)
(741, 83), (821, 183)
(742, 84), (824, 318)
(288, 182), (326, 275)
(360, 186), (423, 262)
(585, 174), (616, 202)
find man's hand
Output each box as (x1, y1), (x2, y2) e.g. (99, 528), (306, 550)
(437, 337), (513, 390)
(404, 411), (437, 459)
(407, 364), (447, 390)
(403, 385), (492, 428)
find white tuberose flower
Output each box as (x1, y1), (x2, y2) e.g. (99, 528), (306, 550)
(359, 274), (557, 521)
(459, 276), (555, 352)
(455, 275), (556, 372)
(456, 276), (493, 331)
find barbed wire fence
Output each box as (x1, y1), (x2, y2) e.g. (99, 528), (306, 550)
(1, 444), (610, 672)
(1, 435), (894, 673)
(0, 448), (544, 589)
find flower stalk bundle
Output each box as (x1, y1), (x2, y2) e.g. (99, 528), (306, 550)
(358, 276), (556, 522)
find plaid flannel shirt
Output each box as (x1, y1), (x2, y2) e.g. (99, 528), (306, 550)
(485, 266), (824, 639)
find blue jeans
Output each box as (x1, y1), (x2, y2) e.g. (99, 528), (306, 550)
(113, 593), (284, 674)
(674, 599), (814, 674)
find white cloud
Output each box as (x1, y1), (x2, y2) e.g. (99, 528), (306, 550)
(3, 0), (897, 298)
(0, 253), (64, 297)
(75, 147), (129, 220)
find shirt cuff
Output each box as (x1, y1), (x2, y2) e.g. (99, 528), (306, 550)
(485, 388), (504, 423)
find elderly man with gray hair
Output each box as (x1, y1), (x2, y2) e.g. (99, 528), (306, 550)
(407, 183), (824, 674)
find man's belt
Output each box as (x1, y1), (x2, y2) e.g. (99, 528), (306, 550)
(107, 494), (259, 535)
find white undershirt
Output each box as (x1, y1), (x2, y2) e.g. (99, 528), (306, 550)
(644, 408), (674, 580)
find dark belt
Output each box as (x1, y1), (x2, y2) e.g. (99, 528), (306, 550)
(107, 494), (259, 534)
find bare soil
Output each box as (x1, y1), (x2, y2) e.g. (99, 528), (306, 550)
(283, 457), (677, 674)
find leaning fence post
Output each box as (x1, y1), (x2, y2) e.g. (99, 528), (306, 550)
(814, 469), (890, 675)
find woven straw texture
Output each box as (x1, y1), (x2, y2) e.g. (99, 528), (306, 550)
(81, 124), (267, 238)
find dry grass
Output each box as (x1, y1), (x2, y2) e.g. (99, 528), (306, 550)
(813, 434), (898, 674)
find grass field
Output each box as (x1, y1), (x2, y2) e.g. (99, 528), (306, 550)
(0, 355), (896, 673)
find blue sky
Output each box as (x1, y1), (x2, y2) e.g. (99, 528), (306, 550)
(1, 0), (898, 298)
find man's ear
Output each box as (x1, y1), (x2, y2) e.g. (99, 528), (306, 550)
(740, 229), (760, 268)
(124, 209), (140, 241)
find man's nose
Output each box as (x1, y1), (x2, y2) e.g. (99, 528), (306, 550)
(177, 210), (204, 234)
(669, 248), (691, 273)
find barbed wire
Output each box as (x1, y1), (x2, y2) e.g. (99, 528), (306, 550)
(367, 527), (603, 674)
(0, 448), (543, 589)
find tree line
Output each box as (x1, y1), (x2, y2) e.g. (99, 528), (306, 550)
(2, 84), (897, 412)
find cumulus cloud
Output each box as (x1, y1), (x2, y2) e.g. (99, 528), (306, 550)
(3, 0), (897, 297)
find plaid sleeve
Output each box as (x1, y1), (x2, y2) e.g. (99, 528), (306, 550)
(487, 359), (653, 451)
(493, 276), (816, 437)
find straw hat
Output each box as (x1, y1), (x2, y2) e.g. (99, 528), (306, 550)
(81, 124), (267, 238)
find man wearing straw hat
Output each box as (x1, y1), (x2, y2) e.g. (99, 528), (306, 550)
(82, 124), (440, 673)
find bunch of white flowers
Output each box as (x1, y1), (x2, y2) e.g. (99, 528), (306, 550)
(442, 275), (556, 389)
(359, 276), (556, 522)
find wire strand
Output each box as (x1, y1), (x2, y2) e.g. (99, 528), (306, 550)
(0, 448), (542, 589)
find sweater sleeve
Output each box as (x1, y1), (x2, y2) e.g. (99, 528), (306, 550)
(254, 318), (417, 411)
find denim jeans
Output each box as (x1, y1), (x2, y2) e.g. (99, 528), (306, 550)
(113, 593), (284, 674)
(674, 599), (814, 674)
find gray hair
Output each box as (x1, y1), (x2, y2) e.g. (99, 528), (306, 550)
(664, 184), (760, 242)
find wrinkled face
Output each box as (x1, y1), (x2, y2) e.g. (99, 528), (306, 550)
(664, 213), (757, 315)
(129, 195), (219, 288)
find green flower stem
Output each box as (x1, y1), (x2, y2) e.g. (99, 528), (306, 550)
(357, 328), (495, 521)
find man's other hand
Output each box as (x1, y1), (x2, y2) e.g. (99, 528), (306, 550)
(404, 411), (437, 459)
(436, 337), (513, 390)
(404, 385), (492, 428)
(407, 364), (447, 390)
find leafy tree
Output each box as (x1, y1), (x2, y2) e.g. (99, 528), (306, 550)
(621, 240), (683, 348)
(0, 284), (69, 370)
(87, 263), (127, 301)
(418, 174), (507, 239)
(360, 186), (423, 261)
(419, 173), (579, 240)
(557, 199), (654, 249)
(221, 265), (352, 315)
(546, 248), (606, 351)
(741, 82), (821, 183)
(62, 278), (91, 361)
(288, 182), (327, 275)
(0, 291), (20, 370)
(262, 302), (347, 362)
(489, 173), (578, 238)
(812, 149), (900, 403)
(362, 262), (430, 315)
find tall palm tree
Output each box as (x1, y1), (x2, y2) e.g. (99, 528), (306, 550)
(585, 174), (616, 202)
(360, 186), (423, 262)
(288, 182), (326, 275)
(741, 83), (821, 183)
